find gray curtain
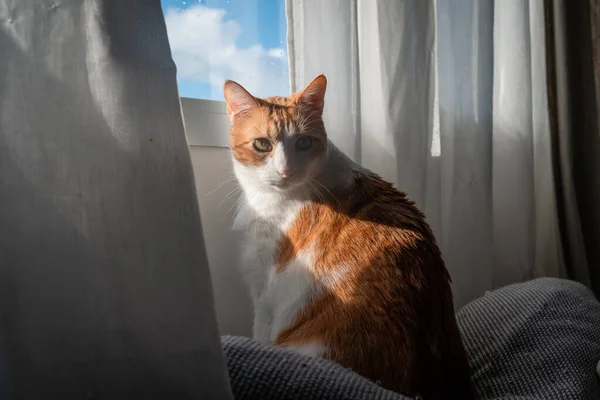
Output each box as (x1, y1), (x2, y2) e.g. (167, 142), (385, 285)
(548, 0), (600, 297)
(0, 1), (232, 398)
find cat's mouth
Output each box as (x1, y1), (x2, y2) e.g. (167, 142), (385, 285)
(268, 179), (301, 191)
(270, 181), (292, 190)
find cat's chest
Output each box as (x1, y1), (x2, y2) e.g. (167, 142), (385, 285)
(234, 200), (301, 297)
(239, 211), (318, 342)
(244, 219), (282, 268)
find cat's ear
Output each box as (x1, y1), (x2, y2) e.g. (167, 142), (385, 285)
(298, 74), (327, 116)
(223, 80), (258, 119)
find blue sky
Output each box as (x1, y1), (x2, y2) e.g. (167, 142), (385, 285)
(161, 0), (289, 101)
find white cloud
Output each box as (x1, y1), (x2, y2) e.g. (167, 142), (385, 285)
(164, 5), (289, 99)
(267, 48), (286, 59)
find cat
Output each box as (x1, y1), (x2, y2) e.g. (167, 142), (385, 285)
(223, 75), (479, 399)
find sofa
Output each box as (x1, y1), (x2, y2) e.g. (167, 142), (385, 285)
(222, 278), (600, 399)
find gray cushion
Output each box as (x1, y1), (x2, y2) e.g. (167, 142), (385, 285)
(222, 278), (600, 399)
(458, 277), (600, 399)
(222, 336), (409, 400)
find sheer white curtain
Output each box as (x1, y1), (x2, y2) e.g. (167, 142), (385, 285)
(287, 0), (565, 306)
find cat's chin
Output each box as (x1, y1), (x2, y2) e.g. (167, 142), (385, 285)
(268, 183), (295, 193)
(267, 180), (304, 194)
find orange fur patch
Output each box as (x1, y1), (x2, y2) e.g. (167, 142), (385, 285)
(273, 171), (477, 398)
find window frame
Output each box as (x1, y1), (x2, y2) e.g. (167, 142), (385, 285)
(181, 97), (230, 148)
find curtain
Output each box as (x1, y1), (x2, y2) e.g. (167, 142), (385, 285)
(0, 0), (232, 398)
(287, 0), (566, 307)
(547, 0), (600, 297)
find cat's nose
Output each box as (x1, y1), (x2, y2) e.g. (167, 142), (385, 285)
(278, 169), (292, 179)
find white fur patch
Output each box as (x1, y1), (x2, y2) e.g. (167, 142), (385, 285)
(232, 189), (304, 342)
(282, 341), (325, 358)
(596, 359), (600, 378)
(268, 249), (318, 341)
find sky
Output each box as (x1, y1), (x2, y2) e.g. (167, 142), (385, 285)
(161, 0), (289, 101)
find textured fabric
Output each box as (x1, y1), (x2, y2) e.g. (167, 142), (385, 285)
(286, 0), (565, 309)
(222, 336), (410, 400)
(458, 277), (600, 399)
(0, 1), (231, 398)
(222, 278), (600, 399)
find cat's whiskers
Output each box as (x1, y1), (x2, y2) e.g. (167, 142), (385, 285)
(205, 176), (238, 197)
(219, 185), (243, 208)
(305, 180), (329, 229)
(308, 178), (340, 206)
(227, 188), (251, 217)
(305, 180), (324, 204)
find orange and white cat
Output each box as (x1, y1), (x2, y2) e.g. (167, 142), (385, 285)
(224, 75), (478, 399)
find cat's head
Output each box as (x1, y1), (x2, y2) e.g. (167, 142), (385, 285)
(223, 75), (328, 193)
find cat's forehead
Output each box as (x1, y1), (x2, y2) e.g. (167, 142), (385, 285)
(256, 97), (303, 137)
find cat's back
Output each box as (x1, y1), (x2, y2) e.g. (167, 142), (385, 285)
(350, 170), (450, 279)
(288, 168), (447, 275)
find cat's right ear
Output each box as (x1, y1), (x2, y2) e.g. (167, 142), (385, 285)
(223, 80), (258, 120)
(297, 74), (327, 116)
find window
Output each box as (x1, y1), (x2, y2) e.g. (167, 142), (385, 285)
(161, 0), (289, 147)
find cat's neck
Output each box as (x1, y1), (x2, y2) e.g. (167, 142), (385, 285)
(233, 141), (356, 226)
(313, 142), (357, 193)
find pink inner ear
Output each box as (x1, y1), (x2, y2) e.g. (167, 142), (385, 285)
(298, 75), (327, 114)
(224, 81), (258, 118)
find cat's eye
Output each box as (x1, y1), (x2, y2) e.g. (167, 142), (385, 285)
(253, 138), (272, 152)
(296, 136), (313, 151)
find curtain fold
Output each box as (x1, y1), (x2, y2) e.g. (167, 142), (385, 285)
(0, 0), (232, 398)
(287, 0), (566, 307)
(548, 0), (600, 297)
(491, 0), (564, 289)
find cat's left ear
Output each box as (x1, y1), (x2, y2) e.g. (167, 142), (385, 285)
(298, 74), (327, 116)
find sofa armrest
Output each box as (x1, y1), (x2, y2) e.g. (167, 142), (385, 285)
(458, 277), (600, 399)
(221, 336), (410, 400)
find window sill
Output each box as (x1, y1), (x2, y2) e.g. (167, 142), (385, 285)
(181, 97), (230, 148)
